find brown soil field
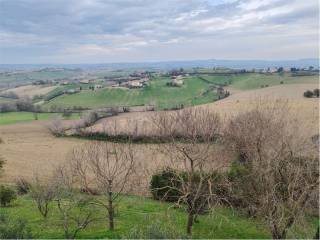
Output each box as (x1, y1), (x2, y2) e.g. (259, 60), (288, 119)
(0, 120), (230, 195)
(90, 83), (319, 135)
(1, 85), (57, 98)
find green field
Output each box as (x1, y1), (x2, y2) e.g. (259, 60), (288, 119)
(0, 112), (80, 125)
(45, 76), (219, 109)
(200, 73), (318, 90)
(1, 194), (317, 239)
(43, 73), (318, 110)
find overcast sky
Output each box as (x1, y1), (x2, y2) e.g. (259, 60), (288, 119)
(0, 0), (318, 64)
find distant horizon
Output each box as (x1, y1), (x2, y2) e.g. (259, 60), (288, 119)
(0, 57), (318, 66)
(0, 58), (318, 71)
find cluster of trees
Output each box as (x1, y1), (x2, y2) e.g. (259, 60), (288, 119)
(304, 89), (319, 98)
(0, 99), (38, 113)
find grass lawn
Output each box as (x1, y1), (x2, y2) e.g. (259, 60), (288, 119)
(45, 76), (219, 109)
(1, 194), (317, 239)
(0, 112), (80, 125)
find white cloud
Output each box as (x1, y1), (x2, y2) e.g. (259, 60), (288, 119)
(0, 0), (318, 63)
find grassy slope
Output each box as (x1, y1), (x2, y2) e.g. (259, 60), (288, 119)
(1, 195), (272, 239)
(2, 194), (317, 239)
(45, 76), (218, 109)
(0, 112), (80, 125)
(45, 73), (318, 109)
(200, 73), (318, 90)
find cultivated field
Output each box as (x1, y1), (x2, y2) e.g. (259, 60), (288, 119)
(1, 85), (57, 98)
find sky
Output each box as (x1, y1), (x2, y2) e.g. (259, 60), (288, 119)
(0, 0), (318, 64)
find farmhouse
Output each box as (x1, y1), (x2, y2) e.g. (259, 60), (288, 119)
(119, 77), (149, 89)
(61, 81), (70, 85)
(79, 80), (90, 84)
(171, 75), (184, 87)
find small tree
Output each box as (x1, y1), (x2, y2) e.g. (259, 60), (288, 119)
(151, 108), (227, 235)
(69, 141), (136, 230)
(0, 185), (17, 207)
(30, 176), (57, 218)
(54, 166), (99, 239)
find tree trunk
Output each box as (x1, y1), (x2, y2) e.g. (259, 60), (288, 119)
(314, 225), (319, 240)
(271, 226), (285, 239)
(107, 180), (114, 230)
(108, 205), (114, 230)
(186, 212), (194, 235)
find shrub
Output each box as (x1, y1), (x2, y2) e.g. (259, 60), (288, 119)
(313, 89), (319, 97)
(81, 111), (99, 126)
(304, 90), (314, 98)
(0, 185), (17, 206)
(150, 168), (181, 202)
(150, 168), (227, 211)
(15, 178), (31, 195)
(280, 81), (284, 84)
(0, 213), (32, 239)
(48, 119), (65, 136)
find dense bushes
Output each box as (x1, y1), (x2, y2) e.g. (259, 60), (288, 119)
(150, 168), (227, 211)
(150, 168), (181, 202)
(0, 185), (17, 206)
(304, 89), (320, 98)
(149, 163), (278, 217)
(0, 99), (35, 113)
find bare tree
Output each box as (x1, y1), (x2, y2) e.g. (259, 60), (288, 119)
(224, 104), (319, 239)
(151, 108), (228, 235)
(68, 141), (136, 230)
(47, 119), (65, 136)
(30, 175), (57, 218)
(54, 166), (99, 239)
